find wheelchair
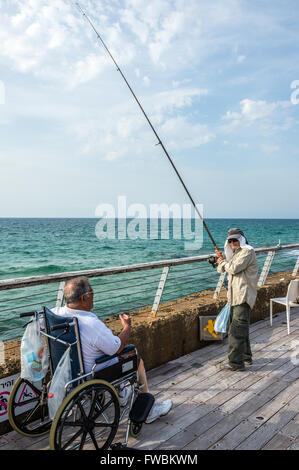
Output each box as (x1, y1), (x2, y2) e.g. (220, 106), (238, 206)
(8, 307), (155, 450)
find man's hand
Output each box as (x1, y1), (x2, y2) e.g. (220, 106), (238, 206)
(119, 314), (131, 329)
(215, 249), (224, 264)
(117, 314), (131, 354)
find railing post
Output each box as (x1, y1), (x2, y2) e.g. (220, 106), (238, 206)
(213, 272), (227, 299)
(258, 251), (275, 287)
(293, 255), (299, 277)
(56, 281), (65, 307)
(150, 267), (170, 317)
(0, 340), (4, 366)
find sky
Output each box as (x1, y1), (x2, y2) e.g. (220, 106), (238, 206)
(0, 0), (298, 218)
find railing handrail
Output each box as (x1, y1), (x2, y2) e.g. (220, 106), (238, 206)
(0, 243), (298, 291)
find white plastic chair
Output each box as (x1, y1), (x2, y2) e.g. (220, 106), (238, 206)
(270, 279), (299, 334)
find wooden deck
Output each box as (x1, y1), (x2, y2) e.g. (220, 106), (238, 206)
(1, 308), (299, 451)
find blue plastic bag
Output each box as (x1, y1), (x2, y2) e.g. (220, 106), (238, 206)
(214, 303), (231, 333)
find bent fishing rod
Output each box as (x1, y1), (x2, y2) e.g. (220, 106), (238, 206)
(76, 3), (220, 254)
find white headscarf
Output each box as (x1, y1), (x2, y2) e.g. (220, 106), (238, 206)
(224, 234), (254, 261)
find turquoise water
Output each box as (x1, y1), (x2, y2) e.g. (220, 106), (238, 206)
(1, 218), (298, 279)
(0, 218), (298, 341)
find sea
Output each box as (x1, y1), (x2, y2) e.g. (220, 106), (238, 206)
(0, 218), (298, 341)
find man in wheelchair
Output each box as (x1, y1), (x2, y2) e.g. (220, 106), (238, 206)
(51, 276), (172, 425)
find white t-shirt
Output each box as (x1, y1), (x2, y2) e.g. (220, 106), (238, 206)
(50, 306), (121, 373)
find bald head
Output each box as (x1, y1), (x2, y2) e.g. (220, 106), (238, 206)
(64, 277), (91, 305)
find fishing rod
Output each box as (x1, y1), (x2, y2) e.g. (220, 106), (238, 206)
(76, 3), (220, 257)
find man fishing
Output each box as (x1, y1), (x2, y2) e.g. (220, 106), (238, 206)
(215, 228), (259, 371)
(76, 8), (260, 372)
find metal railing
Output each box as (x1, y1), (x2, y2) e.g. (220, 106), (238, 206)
(0, 243), (298, 344)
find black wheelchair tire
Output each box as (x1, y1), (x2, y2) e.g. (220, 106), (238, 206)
(49, 379), (120, 450)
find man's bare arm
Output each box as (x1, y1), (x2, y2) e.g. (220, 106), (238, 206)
(116, 314), (131, 354)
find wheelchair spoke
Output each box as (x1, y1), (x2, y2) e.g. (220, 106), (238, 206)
(90, 401), (115, 427)
(23, 402), (41, 425)
(79, 430), (88, 450)
(51, 382), (121, 450)
(77, 401), (88, 422)
(88, 429), (99, 450)
(88, 392), (99, 419)
(99, 398), (114, 414)
(61, 428), (85, 450)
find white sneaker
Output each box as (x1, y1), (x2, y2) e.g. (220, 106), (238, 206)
(145, 399), (173, 424)
(118, 386), (132, 407)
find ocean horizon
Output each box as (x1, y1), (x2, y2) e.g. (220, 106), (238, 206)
(0, 217), (298, 340)
(1, 217), (298, 280)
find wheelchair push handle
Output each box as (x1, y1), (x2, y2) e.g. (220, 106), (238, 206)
(20, 311), (40, 318)
(50, 323), (70, 332)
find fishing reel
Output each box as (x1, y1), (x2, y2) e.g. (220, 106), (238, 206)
(208, 255), (217, 269)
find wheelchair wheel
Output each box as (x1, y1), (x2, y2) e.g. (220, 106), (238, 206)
(129, 421), (142, 438)
(8, 376), (51, 437)
(50, 379), (120, 450)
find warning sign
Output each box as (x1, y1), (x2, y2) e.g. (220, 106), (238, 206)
(199, 316), (225, 341)
(0, 374), (42, 423)
(0, 373), (19, 423)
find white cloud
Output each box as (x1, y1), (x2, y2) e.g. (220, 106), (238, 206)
(237, 142), (249, 148)
(68, 54), (110, 88)
(67, 85), (211, 158)
(221, 98), (292, 134)
(160, 116), (215, 150)
(0, 80), (5, 105)
(147, 87), (208, 116)
(0, 0), (136, 88)
(0, 0), (298, 219)
(261, 144), (280, 154)
(172, 78), (192, 88)
(148, 10), (186, 64)
(143, 76), (150, 86)
(237, 55), (246, 63)
(240, 99), (278, 120)
(120, 8), (149, 44)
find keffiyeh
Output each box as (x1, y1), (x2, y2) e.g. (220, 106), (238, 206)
(224, 229), (254, 261)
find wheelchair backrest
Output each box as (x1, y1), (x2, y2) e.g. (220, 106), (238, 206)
(43, 307), (84, 380)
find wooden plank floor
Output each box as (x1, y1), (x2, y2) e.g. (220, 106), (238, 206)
(1, 308), (299, 451)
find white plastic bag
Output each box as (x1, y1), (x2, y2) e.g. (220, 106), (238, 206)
(21, 315), (49, 382)
(214, 303), (231, 333)
(48, 347), (72, 420)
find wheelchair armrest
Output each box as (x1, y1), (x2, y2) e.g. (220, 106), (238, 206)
(94, 344), (136, 365)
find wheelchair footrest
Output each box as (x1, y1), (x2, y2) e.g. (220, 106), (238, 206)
(129, 393), (155, 424)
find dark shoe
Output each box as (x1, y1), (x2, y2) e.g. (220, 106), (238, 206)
(244, 359), (253, 365)
(220, 364), (245, 372)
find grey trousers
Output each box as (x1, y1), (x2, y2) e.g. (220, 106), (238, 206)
(228, 302), (252, 368)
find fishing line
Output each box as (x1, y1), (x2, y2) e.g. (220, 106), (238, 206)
(76, 3), (219, 253)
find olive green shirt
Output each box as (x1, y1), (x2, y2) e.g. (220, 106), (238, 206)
(217, 247), (259, 309)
